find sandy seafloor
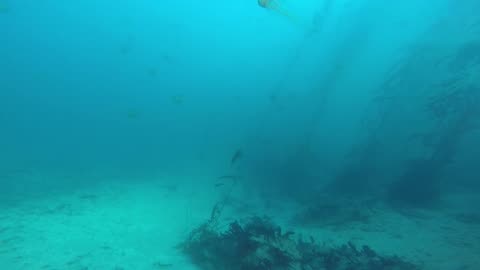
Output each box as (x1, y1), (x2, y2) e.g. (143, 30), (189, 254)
(1, 170), (479, 270)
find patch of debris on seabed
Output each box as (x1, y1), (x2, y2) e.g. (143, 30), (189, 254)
(178, 200), (420, 270)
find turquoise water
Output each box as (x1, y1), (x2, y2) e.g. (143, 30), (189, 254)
(1, 0), (479, 269)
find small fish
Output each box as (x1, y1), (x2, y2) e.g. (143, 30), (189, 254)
(162, 54), (173, 63)
(152, 262), (173, 269)
(171, 95), (184, 105)
(231, 149), (243, 166)
(120, 46), (131, 55)
(269, 93), (278, 103)
(79, 194), (97, 200)
(218, 175), (237, 180)
(158, 185), (177, 192)
(127, 109), (139, 119)
(214, 182), (225, 188)
(147, 67), (158, 77)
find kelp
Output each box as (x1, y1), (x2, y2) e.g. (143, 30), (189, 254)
(180, 214), (419, 270)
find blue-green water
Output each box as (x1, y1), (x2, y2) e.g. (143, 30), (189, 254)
(1, 0), (480, 269)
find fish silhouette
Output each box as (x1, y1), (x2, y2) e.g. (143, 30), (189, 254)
(218, 175), (238, 180)
(231, 149), (243, 166)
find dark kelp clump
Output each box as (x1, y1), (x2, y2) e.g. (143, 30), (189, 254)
(179, 214), (419, 270)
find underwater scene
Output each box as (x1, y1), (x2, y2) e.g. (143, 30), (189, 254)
(1, 0), (480, 269)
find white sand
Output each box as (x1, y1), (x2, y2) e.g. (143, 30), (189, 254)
(1, 173), (479, 270)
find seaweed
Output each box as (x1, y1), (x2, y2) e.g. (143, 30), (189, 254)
(180, 216), (295, 270)
(180, 215), (419, 270)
